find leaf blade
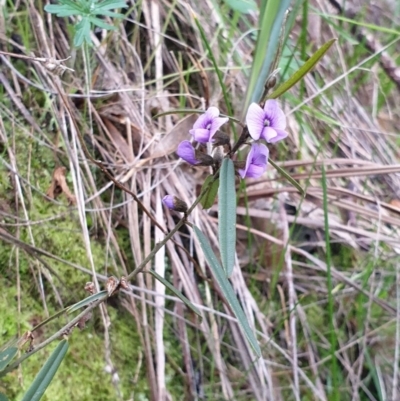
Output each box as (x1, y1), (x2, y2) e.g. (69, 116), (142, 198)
(242, 0), (291, 116)
(218, 158), (237, 277)
(200, 175), (219, 209)
(0, 347), (18, 372)
(21, 340), (69, 401)
(66, 290), (108, 314)
(147, 270), (202, 318)
(194, 226), (261, 357)
(268, 38), (336, 99)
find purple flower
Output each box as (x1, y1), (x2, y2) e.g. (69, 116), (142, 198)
(162, 195), (188, 213)
(238, 143), (269, 179)
(176, 141), (200, 165)
(162, 195), (175, 209)
(246, 100), (288, 143)
(189, 107), (228, 143)
(176, 140), (214, 166)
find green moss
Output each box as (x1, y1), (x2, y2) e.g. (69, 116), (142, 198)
(0, 128), (149, 400)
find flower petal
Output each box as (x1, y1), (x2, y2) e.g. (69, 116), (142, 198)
(246, 103), (265, 140)
(239, 143), (269, 178)
(252, 143), (269, 165)
(209, 117), (229, 140)
(162, 195), (175, 209)
(245, 164), (266, 178)
(190, 128), (211, 143)
(264, 99), (286, 130)
(260, 127), (278, 142)
(192, 107), (220, 130)
(176, 140), (199, 165)
(268, 129), (288, 143)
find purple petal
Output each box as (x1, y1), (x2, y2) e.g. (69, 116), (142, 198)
(260, 127), (278, 142)
(268, 129), (288, 143)
(251, 143), (269, 164)
(176, 140), (199, 165)
(239, 143), (269, 178)
(264, 99), (286, 130)
(190, 128), (211, 143)
(246, 103), (265, 140)
(192, 107), (220, 130)
(245, 164), (266, 178)
(209, 117), (229, 140)
(162, 195), (175, 209)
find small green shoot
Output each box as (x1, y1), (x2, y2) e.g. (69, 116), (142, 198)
(45, 0), (127, 47)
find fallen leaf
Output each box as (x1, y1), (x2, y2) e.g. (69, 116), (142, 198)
(46, 167), (76, 205)
(151, 114), (197, 159)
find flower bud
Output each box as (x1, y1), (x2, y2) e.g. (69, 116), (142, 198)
(212, 132), (230, 147)
(194, 150), (214, 166)
(162, 195), (188, 213)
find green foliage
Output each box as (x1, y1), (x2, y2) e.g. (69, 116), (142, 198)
(0, 347), (18, 372)
(194, 225), (261, 357)
(223, 0), (257, 14)
(200, 175), (219, 209)
(147, 270), (202, 317)
(218, 158), (237, 278)
(21, 340), (69, 401)
(45, 0), (127, 47)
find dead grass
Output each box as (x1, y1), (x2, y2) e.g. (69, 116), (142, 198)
(1, 0), (400, 400)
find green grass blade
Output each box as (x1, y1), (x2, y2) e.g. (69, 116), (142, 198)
(218, 158), (237, 277)
(224, 0), (257, 13)
(148, 270), (202, 318)
(268, 38), (336, 99)
(321, 165), (339, 400)
(200, 175), (220, 209)
(242, 0), (291, 116)
(194, 226), (261, 357)
(21, 340), (69, 401)
(0, 347), (18, 372)
(193, 16), (233, 120)
(66, 290), (108, 314)
(268, 158), (304, 196)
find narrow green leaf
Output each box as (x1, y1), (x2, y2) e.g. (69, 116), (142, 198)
(94, 0), (127, 11)
(95, 10), (125, 18)
(193, 16), (234, 126)
(44, 5), (80, 15)
(268, 38), (336, 99)
(194, 226), (261, 357)
(200, 176), (219, 209)
(0, 347), (18, 371)
(21, 340), (69, 401)
(268, 158), (304, 196)
(66, 290), (108, 314)
(88, 16), (117, 30)
(242, 0), (291, 116)
(73, 18), (92, 47)
(218, 159), (237, 277)
(147, 270), (202, 318)
(224, 0), (257, 13)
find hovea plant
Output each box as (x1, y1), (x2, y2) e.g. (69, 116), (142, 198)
(45, 0), (127, 47)
(0, 0), (337, 399)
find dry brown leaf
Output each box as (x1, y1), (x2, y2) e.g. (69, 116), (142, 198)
(46, 166), (76, 205)
(151, 114), (197, 159)
(103, 117), (133, 162)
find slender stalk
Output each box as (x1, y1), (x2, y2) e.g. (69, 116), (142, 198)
(1, 296), (107, 375)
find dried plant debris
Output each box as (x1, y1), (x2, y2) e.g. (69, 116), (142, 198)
(46, 166), (76, 205)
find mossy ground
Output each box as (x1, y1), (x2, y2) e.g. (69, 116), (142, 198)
(0, 128), (148, 400)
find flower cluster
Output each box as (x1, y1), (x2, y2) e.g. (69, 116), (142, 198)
(164, 100), (288, 211)
(176, 100), (287, 178)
